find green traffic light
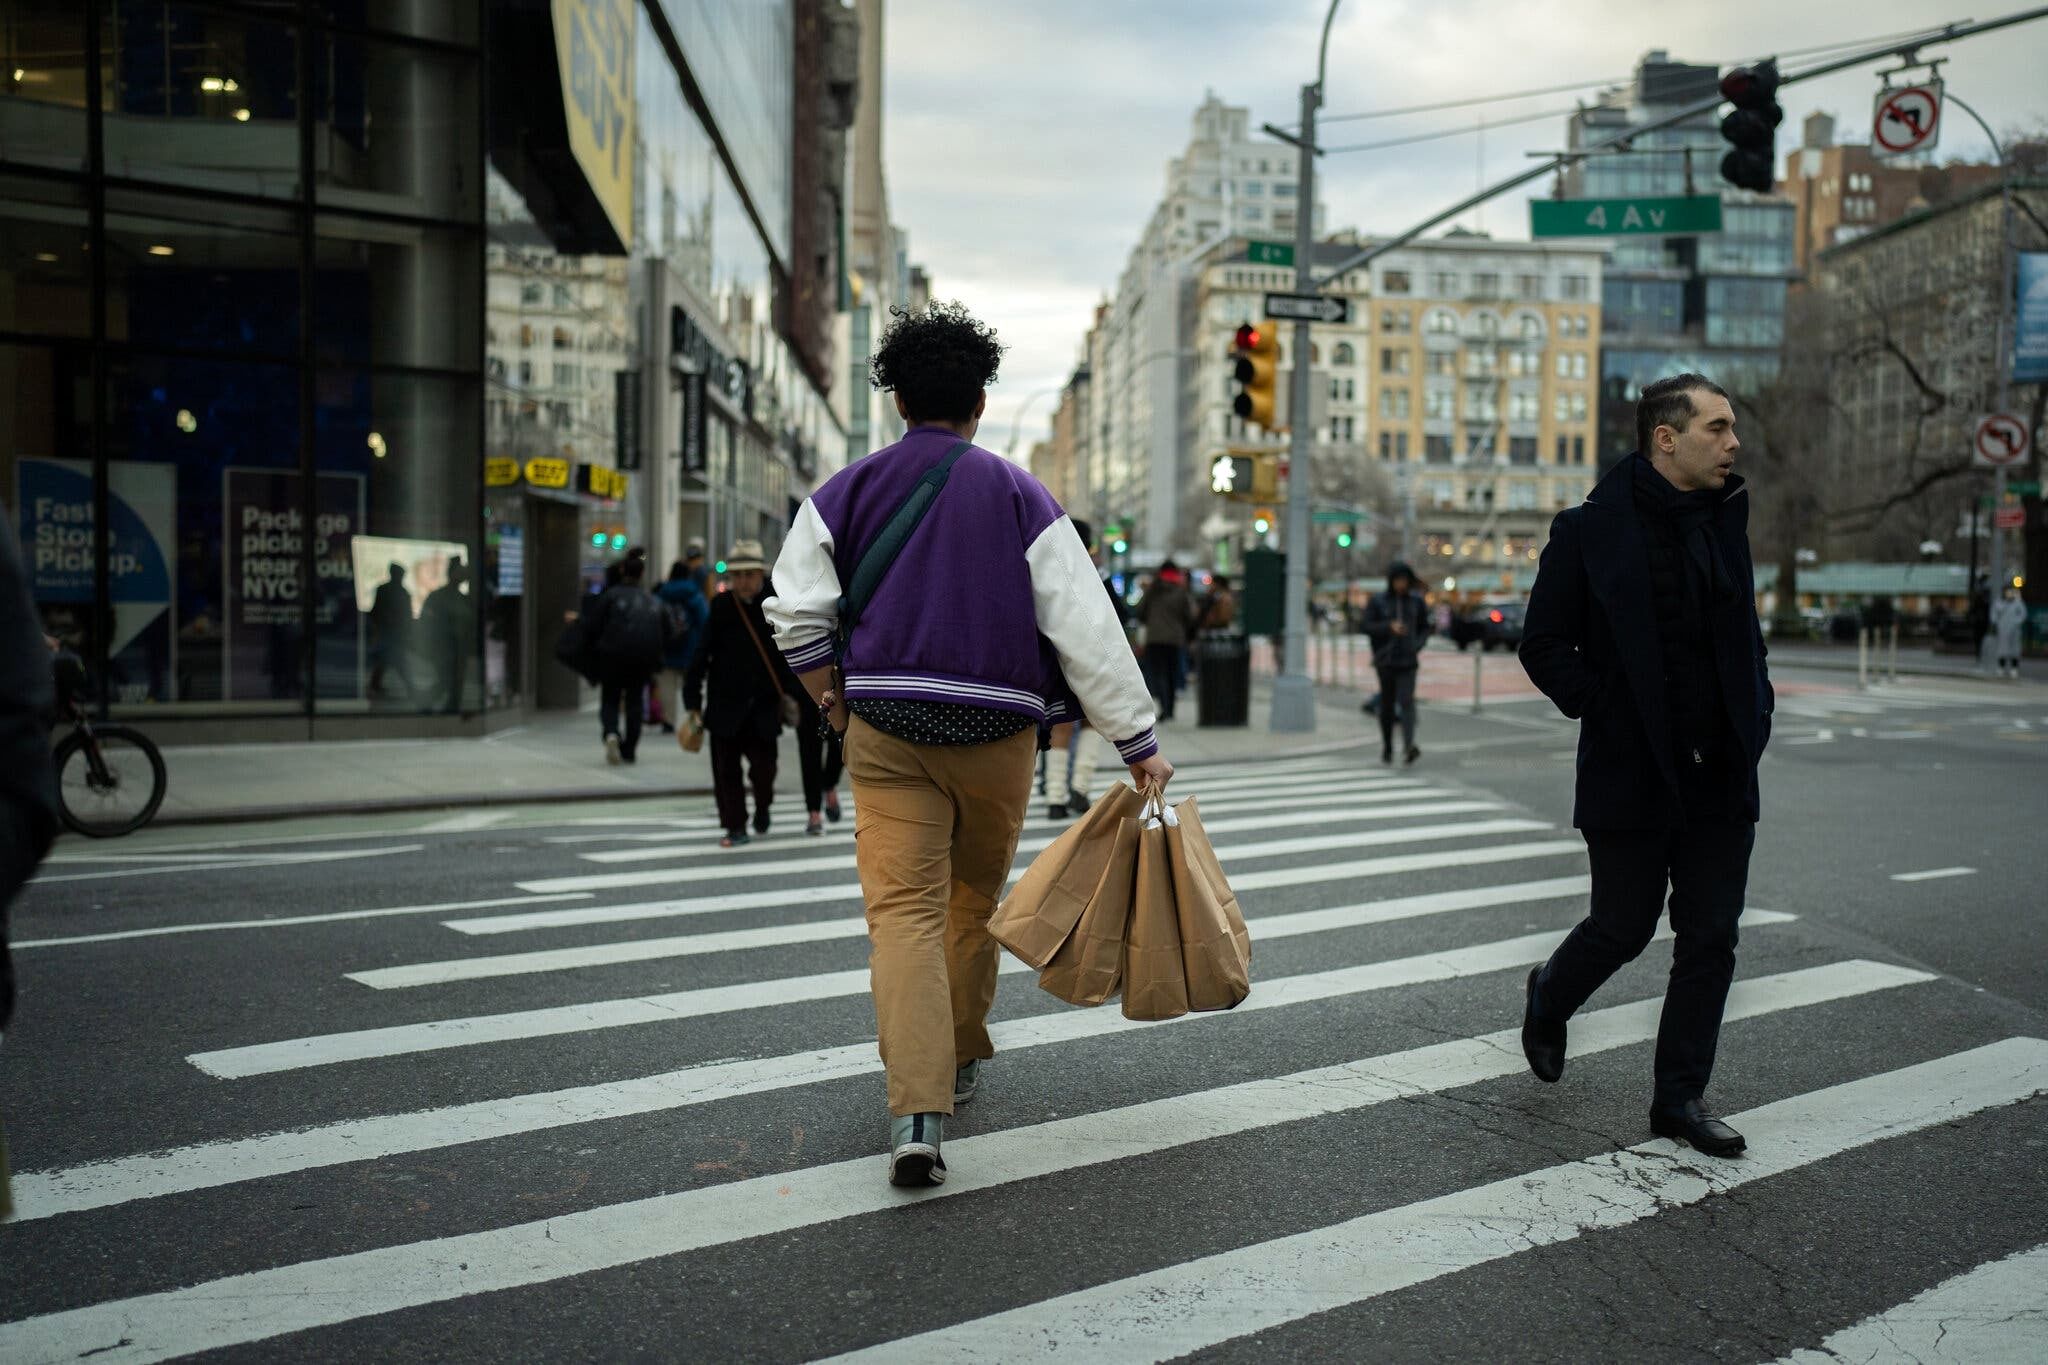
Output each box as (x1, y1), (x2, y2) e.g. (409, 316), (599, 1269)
(1337, 532), (1353, 548)
(591, 532), (606, 548)
(610, 533), (627, 551)
(1112, 539), (1129, 555)
(1253, 518), (1270, 534)
(714, 560), (728, 574)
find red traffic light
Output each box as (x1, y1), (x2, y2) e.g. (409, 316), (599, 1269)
(1233, 323), (1261, 351)
(1719, 59), (1780, 108)
(1489, 609), (1504, 623)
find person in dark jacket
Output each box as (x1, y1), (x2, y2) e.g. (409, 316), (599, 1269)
(685, 540), (795, 846)
(1136, 560), (1196, 721)
(653, 559), (710, 734)
(1360, 560), (1433, 765)
(367, 563), (415, 700)
(1517, 373), (1772, 1160)
(418, 559), (473, 715)
(582, 554), (666, 764)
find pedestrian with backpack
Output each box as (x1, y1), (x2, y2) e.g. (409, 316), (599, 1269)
(653, 559), (710, 733)
(582, 553), (667, 765)
(1361, 560), (1432, 765)
(766, 301), (1171, 1188)
(685, 541), (798, 846)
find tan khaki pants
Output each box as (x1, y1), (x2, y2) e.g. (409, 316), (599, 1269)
(844, 716), (1037, 1116)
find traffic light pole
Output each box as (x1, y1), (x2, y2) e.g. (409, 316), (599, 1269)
(1270, 71), (1323, 733)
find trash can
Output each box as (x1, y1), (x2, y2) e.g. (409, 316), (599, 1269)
(1196, 634), (1251, 727)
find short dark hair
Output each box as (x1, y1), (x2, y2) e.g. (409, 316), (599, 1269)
(868, 300), (1004, 423)
(1211, 573), (1231, 590)
(1635, 373), (1729, 455)
(1071, 518), (1094, 551)
(619, 556), (646, 584)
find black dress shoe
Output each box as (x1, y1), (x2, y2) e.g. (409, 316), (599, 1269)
(1650, 1099), (1747, 1157)
(1522, 967), (1565, 1083)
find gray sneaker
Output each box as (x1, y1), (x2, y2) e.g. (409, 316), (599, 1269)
(888, 1113), (946, 1187)
(954, 1059), (982, 1105)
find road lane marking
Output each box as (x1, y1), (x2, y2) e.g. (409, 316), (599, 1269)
(1770, 1243), (2048, 1364)
(453, 835), (1585, 942)
(8, 892), (594, 950)
(512, 817), (1553, 895)
(0, 961), (1927, 1356)
(191, 876), (1599, 1077)
(1890, 866), (1977, 883)
(576, 798), (1504, 872)
(1784, 728), (1834, 746)
(831, 1036), (2048, 1364)
(412, 811), (521, 834)
(30, 844), (424, 885)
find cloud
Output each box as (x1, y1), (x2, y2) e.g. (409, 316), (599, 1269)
(882, 0), (2048, 453)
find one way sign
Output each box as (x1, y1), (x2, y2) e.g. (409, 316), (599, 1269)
(1264, 292), (1350, 324)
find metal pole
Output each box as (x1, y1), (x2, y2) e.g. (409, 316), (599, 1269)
(1946, 93), (2016, 602)
(1471, 648), (1484, 714)
(1270, 72), (1322, 732)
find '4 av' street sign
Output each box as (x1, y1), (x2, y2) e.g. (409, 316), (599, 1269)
(1247, 240), (1295, 267)
(1530, 195), (1724, 238)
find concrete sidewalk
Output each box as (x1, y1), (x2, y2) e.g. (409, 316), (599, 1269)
(149, 684), (1386, 826)
(1764, 640), (2046, 683)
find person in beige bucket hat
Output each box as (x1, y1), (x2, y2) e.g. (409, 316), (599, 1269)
(685, 539), (800, 846)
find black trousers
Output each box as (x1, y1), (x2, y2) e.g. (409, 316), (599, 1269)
(795, 716), (844, 812)
(1142, 643), (1181, 719)
(1374, 665), (1417, 751)
(1533, 822), (1754, 1109)
(710, 730), (778, 834)
(599, 674), (649, 758)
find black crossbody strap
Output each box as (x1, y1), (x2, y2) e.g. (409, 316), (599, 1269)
(837, 439), (972, 645)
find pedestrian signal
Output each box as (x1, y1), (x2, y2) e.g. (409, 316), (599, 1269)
(1718, 59), (1782, 193)
(1336, 529), (1353, 548)
(1232, 323), (1283, 431)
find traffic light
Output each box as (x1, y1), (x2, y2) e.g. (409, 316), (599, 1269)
(1718, 59), (1782, 193)
(1211, 454), (1254, 498)
(1252, 508), (1274, 536)
(1231, 323), (1283, 431)
(1336, 528), (1353, 549)
(1103, 520), (1130, 556)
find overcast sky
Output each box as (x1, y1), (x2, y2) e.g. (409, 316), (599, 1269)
(880, 0), (2047, 458)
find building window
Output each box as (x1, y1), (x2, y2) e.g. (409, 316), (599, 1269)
(1472, 272), (1500, 297)
(1426, 308), (1458, 334)
(520, 282), (543, 306)
(1241, 206), (1263, 222)
(1509, 436), (1538, 464)
(1573, 435), (1587, 464)
(1561, 274), (1591, 301)
(1427, 351), (1457, 376)
(1425, 434), (1454, 463)
(1517, 274), (1544, 299)
(1518, 314), (1544, 342)
(1333, 341), (1356, 365)
(1395, 431), (1410, 460)
(1555, 435), (1569, 464)
(1380, 308), (1412, 333)
(1509, 391), (1540, 421)
(1379, 431), (1393, 461)
(1553, 392), (1589, 422)
(1243, 180), (1263, 196)
(1274, 181), (1296, 198)
(1380, 388), (1412, 419)
(1464, 387), (1499, 421)
(1507, 481), (1539, 509)
(1426, 388), (1456, 420)
(1382, 269), (1412, 294)
(1429, 271), (1459, 296)
(1380, 348), (1411, 375)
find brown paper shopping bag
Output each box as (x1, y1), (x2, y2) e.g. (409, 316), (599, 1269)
(1036, 816), (1140, 1006)
(1120, 797), (1191, 1022)
(992, 782), (1148, 969)
(1167, 796), (1251, 1012)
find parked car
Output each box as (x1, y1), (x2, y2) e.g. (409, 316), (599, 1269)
(1452, 601), (1526, 651)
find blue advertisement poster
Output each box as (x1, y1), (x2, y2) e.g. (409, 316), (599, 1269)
(15, 458), (178, 703)
(2017, 252), (2048, 386)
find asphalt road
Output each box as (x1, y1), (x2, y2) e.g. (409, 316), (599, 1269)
(1, 665), (2043, 1362)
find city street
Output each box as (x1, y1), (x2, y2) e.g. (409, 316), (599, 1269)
(1, 662), (2043, 1361)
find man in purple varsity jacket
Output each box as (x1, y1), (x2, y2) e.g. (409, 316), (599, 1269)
(767, 302), (1174, 1188)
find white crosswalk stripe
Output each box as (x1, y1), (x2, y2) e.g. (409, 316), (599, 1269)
(5, 746), (2041, 1361)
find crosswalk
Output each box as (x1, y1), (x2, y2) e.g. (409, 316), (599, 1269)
(2, 748), (2043, 1361)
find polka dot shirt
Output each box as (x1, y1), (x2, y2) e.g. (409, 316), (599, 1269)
(848, 698), (1035, 747)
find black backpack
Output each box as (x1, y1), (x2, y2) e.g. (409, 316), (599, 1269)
(594, 586), (666, 671)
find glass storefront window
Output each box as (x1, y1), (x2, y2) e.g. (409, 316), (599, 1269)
(0, 172), (89, 336)
(3, 338), (94, 668)
(0, 3), (92, 171)
(314, 30), (480, 221)
(101, 3), (303, 201)
(104, 188), (302, 359)
(104, 351), (303, 711)
(315, 214), (480, 371)
(314, 368), (480, 713)
(313, 1), (480, 46)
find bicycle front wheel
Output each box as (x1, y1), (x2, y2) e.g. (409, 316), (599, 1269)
(55, 724), (168, 837)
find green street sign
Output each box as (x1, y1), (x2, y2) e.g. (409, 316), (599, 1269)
(1312, 508), (1364, 524)
(1247, 240), (1295, 267)
(1530, 195), (1724, 238)
(2008, 480), (2041, 496)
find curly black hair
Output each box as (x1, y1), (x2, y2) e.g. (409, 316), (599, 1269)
(868, 300), (1005, 423)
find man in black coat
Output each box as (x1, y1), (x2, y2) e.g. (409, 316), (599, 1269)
(685, 540), (796, 846)
(1517, 373), (1772, 1158)
(1360, 561), (1433, 766)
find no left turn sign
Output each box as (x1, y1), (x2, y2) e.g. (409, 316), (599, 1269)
(1974, 413), (2030, 468)
(1873, 83), (1942, 158)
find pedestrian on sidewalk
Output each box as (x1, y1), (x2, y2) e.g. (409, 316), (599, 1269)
(1361, 560), (1432, 765)
(686, 540), (793, 846)
(367, 563), (415, 701)
(653, 559), (710, 734)
(765, 300), (1171, 1188)
(1990, 586), (2027, 679)
(0, 514), (60, 1218)
(419, 559), (473, 716)
(1517, 372), (1772, 1159)
(1137, 559), (1196, 722)
(792, 679), (845, 835)
(583, 553), (666, 765)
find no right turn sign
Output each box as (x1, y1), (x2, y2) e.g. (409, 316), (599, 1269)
(1974, 413), (2031, 467)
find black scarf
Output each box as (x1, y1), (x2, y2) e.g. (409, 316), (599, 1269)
(1633, 457), (1733, 603)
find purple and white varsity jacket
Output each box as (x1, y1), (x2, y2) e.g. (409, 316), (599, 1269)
(765, 425), (1159, 764)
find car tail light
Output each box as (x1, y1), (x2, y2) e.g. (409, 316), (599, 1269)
(1489, 610), (1503, 623)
